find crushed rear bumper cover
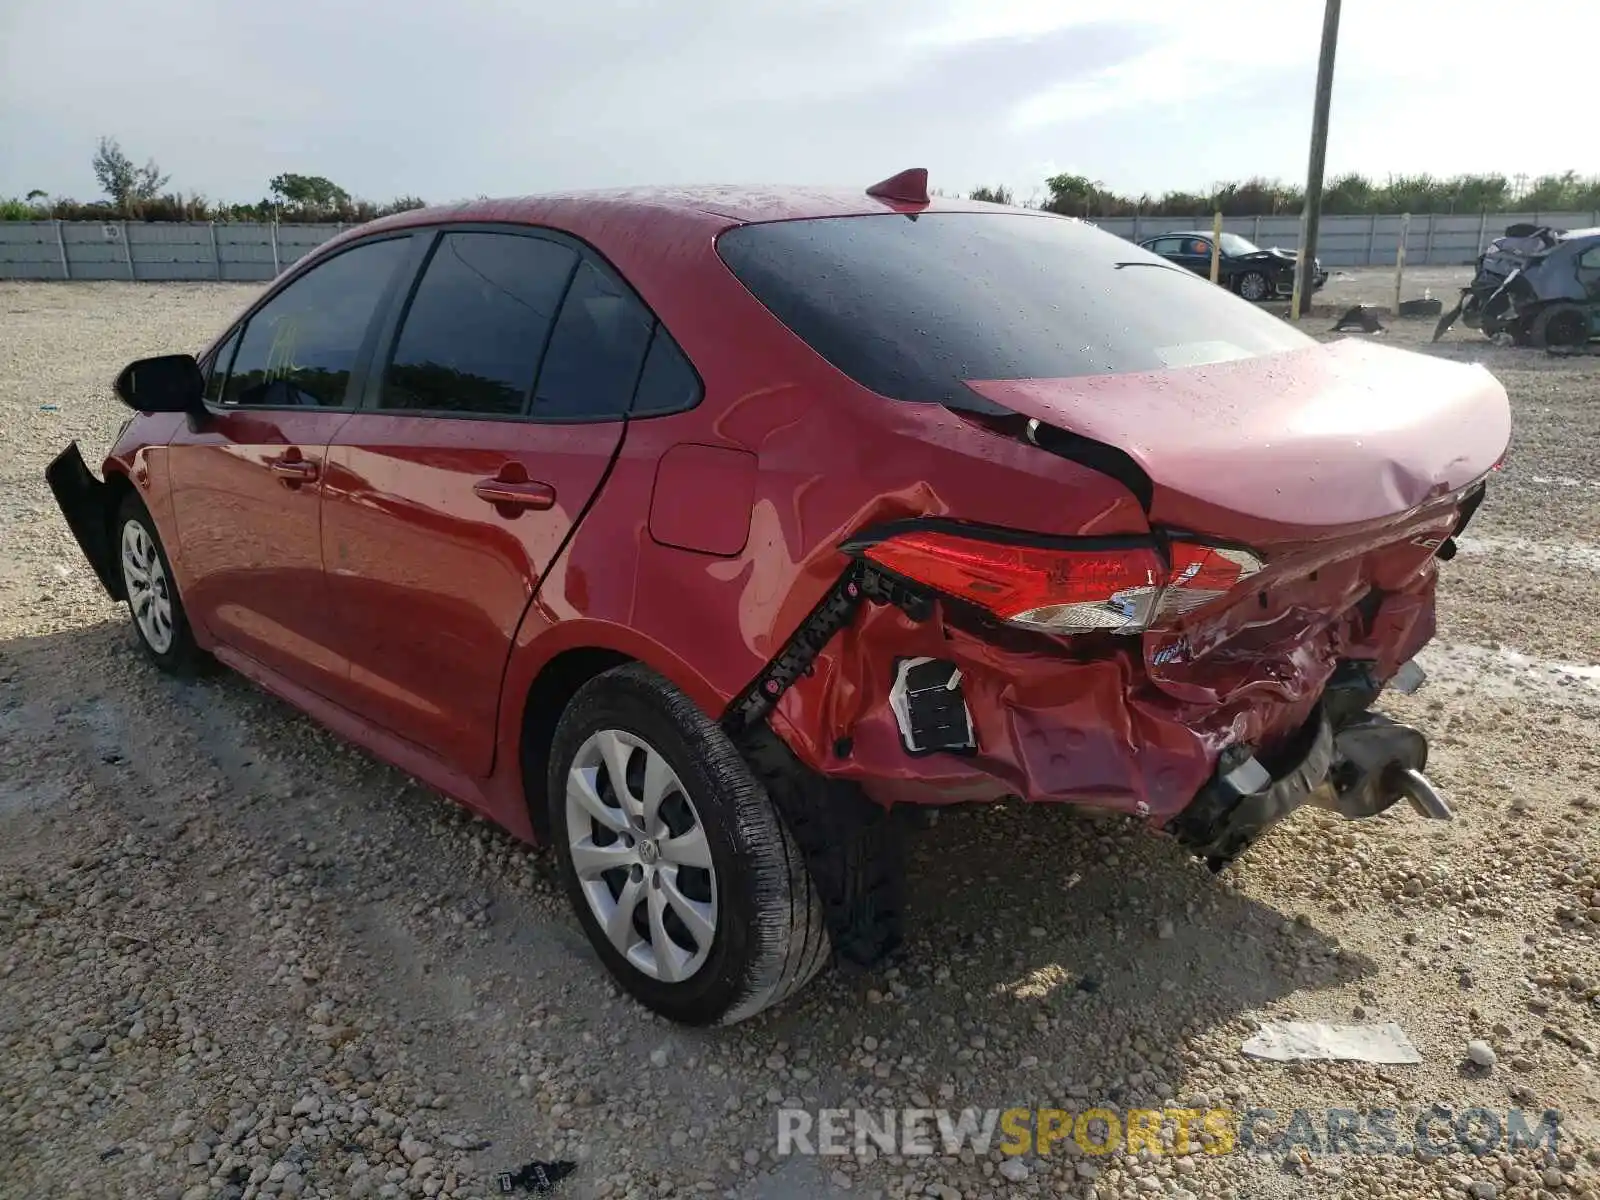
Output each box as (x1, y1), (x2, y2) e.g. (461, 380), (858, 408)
(1166, 679), (1450, 870)
(45, 441), (123, 600)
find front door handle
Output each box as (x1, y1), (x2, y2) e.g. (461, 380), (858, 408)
(269, 455), (318, 482)
(473, 478), (556, 511)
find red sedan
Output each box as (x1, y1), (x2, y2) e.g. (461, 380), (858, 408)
(48, 170), (1510, 1025)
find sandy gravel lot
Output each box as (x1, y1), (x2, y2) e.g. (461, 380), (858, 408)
(2, 273), (1598, 1200)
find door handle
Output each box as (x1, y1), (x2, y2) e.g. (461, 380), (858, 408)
(473, 478), (556, 511)
(269, 456), (318, 482)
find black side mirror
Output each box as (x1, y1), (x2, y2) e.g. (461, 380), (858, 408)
(114, 354), (204, 414)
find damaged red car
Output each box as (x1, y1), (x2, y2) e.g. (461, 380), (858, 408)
(48, 170), (1511, 1025)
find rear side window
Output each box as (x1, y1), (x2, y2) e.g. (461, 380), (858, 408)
(631, 328), (702, 416)
(531, 260), (655, 421)
(381, 232), (578, 416)
(223, 237), (409, 408)
(717, 213), (1311, 406)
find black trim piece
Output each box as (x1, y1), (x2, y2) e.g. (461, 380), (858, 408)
(720, 560), (932, 737)
(1024, 421), (1155, 512)
(45, 442), (123, 600)
(838, 515), (1157, 558)
(1164, 705), (1335, 870)
(520, 247), (584, 416)
(890, 656), (977, 757)
(840, 515), (1266, 580)
(357, 227), (445, 412)
(1445, 479), (1489, 556)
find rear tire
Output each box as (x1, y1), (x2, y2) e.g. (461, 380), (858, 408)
(1236, 271), (1270, 302)
(115, 494), (208, 676)
(1530, 303), (1589, 348)
(548, 664), (830, 1025)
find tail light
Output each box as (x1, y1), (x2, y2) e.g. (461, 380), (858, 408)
(846, 526), (1261, 635)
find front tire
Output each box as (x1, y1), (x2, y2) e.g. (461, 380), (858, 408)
(116, 494), (207, 675)
(548, 664), (830, 1025)
(1237, 271), (1270, 302)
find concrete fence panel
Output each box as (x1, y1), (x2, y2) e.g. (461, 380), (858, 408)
(5, 211), (1600, 281)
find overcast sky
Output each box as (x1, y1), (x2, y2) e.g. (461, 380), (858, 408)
(2, 0), (1593, 207)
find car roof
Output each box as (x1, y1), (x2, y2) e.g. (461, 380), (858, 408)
(1557, 226), (1600, 241)
(1144, 230), (1216, 240)
(362, 185), (1010, 235)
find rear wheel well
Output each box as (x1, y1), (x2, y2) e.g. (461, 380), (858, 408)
(519, 647), (634, 843)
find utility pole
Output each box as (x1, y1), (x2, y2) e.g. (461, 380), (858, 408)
(1291, 0), (1342, 319)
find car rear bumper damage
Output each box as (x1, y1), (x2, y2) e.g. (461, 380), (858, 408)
(1164, 665), (1451, 870)
(45, 441), (124, 601)
(725, 557), (1452, 869)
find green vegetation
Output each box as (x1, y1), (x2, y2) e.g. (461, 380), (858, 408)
(969, 171), (1600, 216)
(6, 136), (1600, 222)
(1, 135), (427, 222)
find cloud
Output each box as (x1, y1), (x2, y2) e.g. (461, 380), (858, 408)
(0, 0), (1592, 205)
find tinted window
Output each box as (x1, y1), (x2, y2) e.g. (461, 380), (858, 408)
(1147, 237), (1183, 255)
(382, 232), (578, 416)
(531, 260), (654, 421)
(224, 238), (408, 408)
(631, 327), (702, 416)
(717, 213), (1310, 406)
(203, 327), (241, 404)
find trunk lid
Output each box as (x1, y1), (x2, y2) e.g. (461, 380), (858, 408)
(965, 339), (1510, 544)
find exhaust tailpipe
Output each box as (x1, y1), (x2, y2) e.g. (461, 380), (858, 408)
(1309, 712), (1453, 822)
(1387, 764), (1453, 820)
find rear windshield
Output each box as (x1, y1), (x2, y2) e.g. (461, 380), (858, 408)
(716, 212), (1311, 407)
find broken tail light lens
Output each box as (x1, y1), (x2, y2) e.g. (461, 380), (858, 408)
(1155, 542), (1264, 621)
(853, 528), (1260, 635)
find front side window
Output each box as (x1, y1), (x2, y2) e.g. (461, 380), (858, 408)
(223, 237), (410, 408)
(717, 212), (1310, 407)
(381, 232), (578, 416)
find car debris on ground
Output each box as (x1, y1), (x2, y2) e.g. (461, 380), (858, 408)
(1240, 1020), (1423, 1064)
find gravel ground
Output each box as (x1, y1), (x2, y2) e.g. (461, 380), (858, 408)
(2, 272), (1598, 1200)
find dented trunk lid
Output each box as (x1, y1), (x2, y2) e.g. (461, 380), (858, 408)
(968, 341), (1509, 707)
(965, 339), (1510, 542)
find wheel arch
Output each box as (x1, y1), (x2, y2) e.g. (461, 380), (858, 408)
(499, 616), (733, 844)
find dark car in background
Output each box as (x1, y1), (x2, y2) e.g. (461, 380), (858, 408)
(1138, 230), (1327, 301)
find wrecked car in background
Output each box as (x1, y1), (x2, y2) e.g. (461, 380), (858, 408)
(1435, 223), (1600, 346)
(46, 169), (1510, 1026)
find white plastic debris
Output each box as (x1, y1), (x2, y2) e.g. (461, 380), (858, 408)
(1241, 1021), (1421, 1064)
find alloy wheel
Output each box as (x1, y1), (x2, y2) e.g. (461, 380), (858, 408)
(1239, 272), (1268, 302)
(121, 519), (174, 654)
(564, 728), (718, 983)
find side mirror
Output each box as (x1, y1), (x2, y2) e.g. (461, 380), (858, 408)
(114, 354), (204, 414)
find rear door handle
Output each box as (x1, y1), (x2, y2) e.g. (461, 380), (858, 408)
(269, 457), (318, 481)
(473, 478), (556, 511)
